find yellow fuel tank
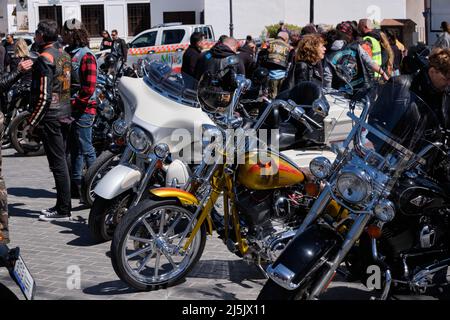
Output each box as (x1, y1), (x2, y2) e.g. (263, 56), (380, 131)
(237, 150), (305, 190)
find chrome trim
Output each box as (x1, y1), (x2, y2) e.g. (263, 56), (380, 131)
(266, 264), (297, 290)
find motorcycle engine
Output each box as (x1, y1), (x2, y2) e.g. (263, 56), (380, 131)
(236, 187), (310, 260)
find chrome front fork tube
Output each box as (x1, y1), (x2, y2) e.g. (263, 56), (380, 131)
(296, 186), (332, 236)
(131, 154), (159, 207)
(308, 213), (372, 300)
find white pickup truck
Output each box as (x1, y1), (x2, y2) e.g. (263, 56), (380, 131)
(99, 23), (215, 72)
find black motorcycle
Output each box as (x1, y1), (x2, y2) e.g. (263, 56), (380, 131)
(259, 87), (450, 300)
(0, 244), (36, 300)
(5, 81), (45, 157)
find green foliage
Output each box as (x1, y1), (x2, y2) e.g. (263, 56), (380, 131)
(265, 23), (302, 39)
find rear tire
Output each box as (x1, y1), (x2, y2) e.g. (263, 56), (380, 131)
(9, 112), (45, 157)
(81, 150), (121, 207)
(111, 199), (207, 291)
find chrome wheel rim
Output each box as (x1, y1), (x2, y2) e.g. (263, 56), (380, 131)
(121, 205), (200, 285)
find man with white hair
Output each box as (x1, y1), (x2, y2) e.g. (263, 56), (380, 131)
(259, 31), (292, 98)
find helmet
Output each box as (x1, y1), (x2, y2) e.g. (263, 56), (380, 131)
(103, 54), (117, 69)
(198, 70), (235, 114)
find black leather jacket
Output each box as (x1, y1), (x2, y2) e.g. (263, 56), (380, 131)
(0, 69), (22, 112)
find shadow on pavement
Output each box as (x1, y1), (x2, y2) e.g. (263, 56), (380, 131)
(8, 203), (40, 218)
(189, 259), (266, 285)
(52, 217), (99, 247)
(8, 187), (55, 199)
(82, 280), (138, 296)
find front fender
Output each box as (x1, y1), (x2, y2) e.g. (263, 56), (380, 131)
(149, 188), (199, 206)
(267, 224), (342, 290)
(149, 188), (213, 235)
(94, 164), (142, 200)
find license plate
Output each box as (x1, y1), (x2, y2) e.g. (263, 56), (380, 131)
(12, 255), (36, 300)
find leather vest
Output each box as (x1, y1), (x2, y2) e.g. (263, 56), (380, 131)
(267, 39), (290, 69)
(326, 42), (370, 92)
(40, 45), (72, 117)
(70, 46), (98, 102)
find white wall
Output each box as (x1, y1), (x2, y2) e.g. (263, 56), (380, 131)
(205, 0), (410, 39)
(150, 0), (205, 26)
(314, 0), (407, 25)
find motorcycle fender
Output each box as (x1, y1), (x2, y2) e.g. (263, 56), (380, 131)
(150, 188), (199, 206)
(94, 165), (142, 200)
(268, 224), (342, 290)
(149, 188), (213, 236)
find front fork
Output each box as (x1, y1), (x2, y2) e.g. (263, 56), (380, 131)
(294, 187), (374, 300)
(308, 212), (372, 300)
(130, 153), (161, 207)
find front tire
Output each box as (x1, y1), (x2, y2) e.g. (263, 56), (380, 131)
(81, 150), (121, 207)
(88, 194), (132, 243)
(111, 199), (207, 291)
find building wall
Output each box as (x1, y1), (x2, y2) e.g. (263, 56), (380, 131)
(26, 0), (204, 41)
(406, 0), (426, 43)
(205, 0), (410, 39)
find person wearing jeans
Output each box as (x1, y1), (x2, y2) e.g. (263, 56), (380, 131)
(62, 18), (97, 202)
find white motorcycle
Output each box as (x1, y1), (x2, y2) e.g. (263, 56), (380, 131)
(88, 62), (215, 243)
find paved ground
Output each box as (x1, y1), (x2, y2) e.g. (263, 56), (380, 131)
(1, 148), (445, 301)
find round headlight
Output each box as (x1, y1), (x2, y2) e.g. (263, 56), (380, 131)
(128, 127), (151, 153)
(154, 143), (170, 159)
(336, 169), (372, 204)
(100, 101), (115, 120)
(374, 200), (395, 222)
(112, 119), (127, 137)
(309, 157), (332, 179)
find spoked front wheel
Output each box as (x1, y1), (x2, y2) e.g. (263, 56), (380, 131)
(111, 199), (206, 291)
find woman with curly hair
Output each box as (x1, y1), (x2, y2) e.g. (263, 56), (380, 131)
(291, 34), (326, 86)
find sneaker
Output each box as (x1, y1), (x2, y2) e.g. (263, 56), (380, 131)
(39, 207), (71, 221)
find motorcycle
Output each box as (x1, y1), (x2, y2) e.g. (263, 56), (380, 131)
(258, 86), (450, 300)
(6, 81), (45, 157)
(109, 64), (329, 291)
(88, 61), (215, 243)
(0, 244), (36, 300)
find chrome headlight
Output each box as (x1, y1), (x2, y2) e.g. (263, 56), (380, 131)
(99, 101), (115, 120)
(309, 157), (332, 179)
(128, 127), (152, 154)
(154, 143), (170, 159)
(336, 168), (372, 204)
(374, 199), (395, 222)
(112, 119), (127, 137)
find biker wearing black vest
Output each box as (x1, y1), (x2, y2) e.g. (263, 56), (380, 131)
(28, 20), (73, 221)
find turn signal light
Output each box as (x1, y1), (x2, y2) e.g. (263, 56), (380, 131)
(305, 182), (320, 197)
(366, 225), (382, 239)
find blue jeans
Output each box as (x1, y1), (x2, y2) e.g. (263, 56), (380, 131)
(70, 113), (96, 184)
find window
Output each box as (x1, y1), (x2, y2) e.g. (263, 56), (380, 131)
(81, 5), (104, 38)
(163, 11), (196, 25)
(161, 29), (186, 45)
(38, 6), (62, 32)
(130, 31), (157, 48)
(194, 26), (214, 41)
(128, 3), (151, 37)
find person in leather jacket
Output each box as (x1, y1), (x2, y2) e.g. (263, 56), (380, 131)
(28, 20), (73, 222)
(0, 59), (33, 244)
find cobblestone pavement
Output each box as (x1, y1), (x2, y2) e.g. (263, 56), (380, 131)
(0, 149), (442, 300)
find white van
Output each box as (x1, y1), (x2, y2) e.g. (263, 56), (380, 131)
(121, 23), (215, 70)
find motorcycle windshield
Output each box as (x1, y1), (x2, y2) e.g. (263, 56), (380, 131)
(363, 90), (441, 167)
(143, 60), (199, 107)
